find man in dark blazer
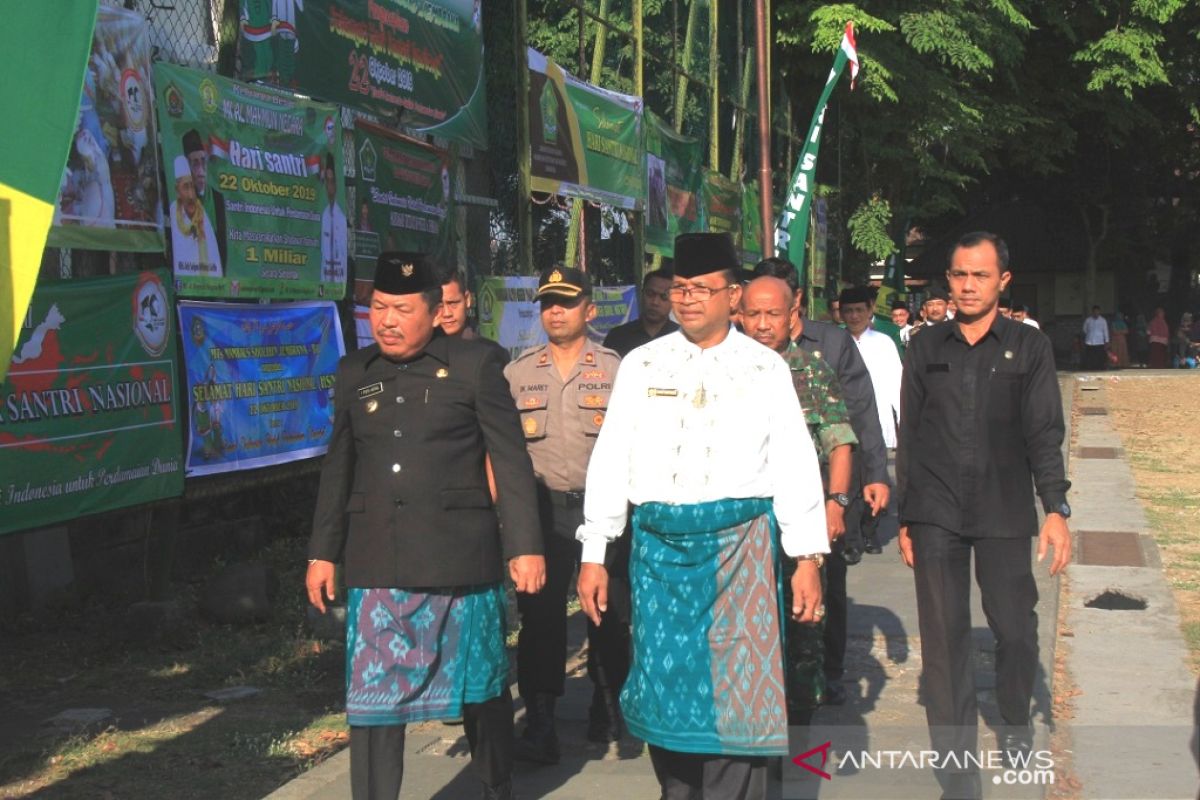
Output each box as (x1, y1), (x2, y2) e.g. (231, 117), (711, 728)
(307, 252), (544, 800)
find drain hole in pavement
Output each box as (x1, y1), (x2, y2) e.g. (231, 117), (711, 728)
(1084, 590), (1147, 610)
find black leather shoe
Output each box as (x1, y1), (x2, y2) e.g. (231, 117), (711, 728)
(482, 779), (514, 800)
(999, 730), (1033, 770)
(841, 546), (863, 565)
(514, 694), (560, 764)
(864, 540), (883, 554)
(587, 686), (624, 743)
(823, 680), (847, 706)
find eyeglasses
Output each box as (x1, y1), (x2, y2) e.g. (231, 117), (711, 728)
(668, 284), (733, 301)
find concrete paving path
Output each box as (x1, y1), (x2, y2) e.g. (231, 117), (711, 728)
(266, 374), (1199, 799)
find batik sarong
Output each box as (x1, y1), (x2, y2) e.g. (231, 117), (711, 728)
(345, 583), (507, 726)
(622, 497), (788, 756)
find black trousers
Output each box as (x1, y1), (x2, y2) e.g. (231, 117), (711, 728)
(911, 524), (1038, 799)
(349, 688), (515, 799)
(516, 493), (631, 698)
(648, 745), (767, 800)
(1083, 343), (1108, 371)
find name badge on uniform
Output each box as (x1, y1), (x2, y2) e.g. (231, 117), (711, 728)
(926, 363), (951, 373)
(357, 382), (384, 400)
(648, 387), (678, 398)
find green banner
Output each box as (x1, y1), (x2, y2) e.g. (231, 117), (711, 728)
(155, 63), (346, 300)
(740, 181), (763, 264)
(701, 170), (741, 236)
(0, 271), (183, 535)
(527, 48), (644, 210)
(644, 111), (701, 257)
(47, 5), (164, 253)
(775, 23), (857, 279)
(239, 0), (487, 149)
(353, 122), (455, 289)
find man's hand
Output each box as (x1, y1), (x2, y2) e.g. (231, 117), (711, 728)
(1038, 513), (1072, 576)
(825, 500), (846, 543)
(306, 559), (336, 613)
(863, 483), (890, 516)
(790, 560), (823, 624)
(578, 563), (609, 626)
(897, 525), (914, 569)
(509, 555), (546, 594)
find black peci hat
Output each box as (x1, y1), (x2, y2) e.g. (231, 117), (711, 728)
(673, 232), (739, 279)
(373, 251), (439, 295)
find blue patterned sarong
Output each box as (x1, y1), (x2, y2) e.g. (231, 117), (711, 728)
(345, 583), (508, 726)
(622, 497), (788, 756)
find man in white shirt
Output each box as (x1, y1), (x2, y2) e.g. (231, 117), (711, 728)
(1082, 305), (1110, 370)
(320, 153), (348, 285)
(577, 232), (828, 799)
(1012, 303), (1041, 329)
(891, 302), (913, 348)
(839, 287), (903, 556)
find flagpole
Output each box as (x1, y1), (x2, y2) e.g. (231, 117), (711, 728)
(754, 0), (772, 256)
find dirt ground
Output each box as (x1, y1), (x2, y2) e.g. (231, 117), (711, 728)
(1103, 374), (1200, 672)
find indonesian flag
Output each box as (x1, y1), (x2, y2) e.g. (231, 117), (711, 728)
(842, 22), (860, 90)
(305, 154), (323, 176)
(209, 134), (230, 161)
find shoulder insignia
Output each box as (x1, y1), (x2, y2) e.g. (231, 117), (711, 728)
(523, 417), (538, 435)
(584, 352), (595, 364)
(537, 353), (549, 366)
(357, 382), (384, 399)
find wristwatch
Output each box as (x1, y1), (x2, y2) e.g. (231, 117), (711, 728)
(825, 492), (850, 508)
(793, 553), (826, 568)
(1047, 501), (1071, 519)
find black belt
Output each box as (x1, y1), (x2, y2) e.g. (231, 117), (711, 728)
(547, 489), (585, 508)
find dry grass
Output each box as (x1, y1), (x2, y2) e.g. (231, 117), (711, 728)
(1104, 374), (1200, 673)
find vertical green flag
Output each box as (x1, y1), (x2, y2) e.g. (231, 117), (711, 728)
(774, 22), (858, 281)
(0, 0), (98, 381)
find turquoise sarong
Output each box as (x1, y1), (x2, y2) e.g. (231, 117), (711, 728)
(345, 583), (507, 726)
(622, 497), (788, 756)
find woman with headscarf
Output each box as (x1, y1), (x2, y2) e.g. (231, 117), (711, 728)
(1148, 308), (1170, 368)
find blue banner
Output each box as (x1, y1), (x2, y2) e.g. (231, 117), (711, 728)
(178, 300), (345, 476)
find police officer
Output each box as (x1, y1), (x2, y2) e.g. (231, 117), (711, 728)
(307, 252), (544, 800)
(504, 265), (628, 762)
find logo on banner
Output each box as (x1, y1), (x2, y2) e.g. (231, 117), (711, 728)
(199, 78), (219, 114)
(132, 273), (170, 357)
(164, 83), (184, 117)
(359, 138), (378, 183)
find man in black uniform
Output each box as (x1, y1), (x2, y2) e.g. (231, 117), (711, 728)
(752, 257), (889, 707)
(898, 232), (1071, 799)
(602, 268), (678, 356)
(306, 252), (545, 800)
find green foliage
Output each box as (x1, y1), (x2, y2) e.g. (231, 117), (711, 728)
(1073, 26), (1170, 97)
(847, 196), (897, 261)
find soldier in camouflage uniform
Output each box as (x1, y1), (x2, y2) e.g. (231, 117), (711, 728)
(742, 276), (857, 723)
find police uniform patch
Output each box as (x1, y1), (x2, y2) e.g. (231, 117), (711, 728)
(582, 395), (605, 407)
(436, 367), (449, 378)
(524, 396), (542, 408)
(592, 412), (605, 427)
(365, 399), (379, 414)
(357, 382), (384, 400)
(537, 353), (549, 366)
(524, 417), (538, 435)
(582, 369), (604, 379)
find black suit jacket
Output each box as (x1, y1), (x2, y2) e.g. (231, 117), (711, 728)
(308, 332), (542, 587)
(796, 319), (889, 487)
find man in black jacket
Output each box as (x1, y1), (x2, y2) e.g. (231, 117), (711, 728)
(898, 232), (1071, 799)
(307, 252), (545, 800)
